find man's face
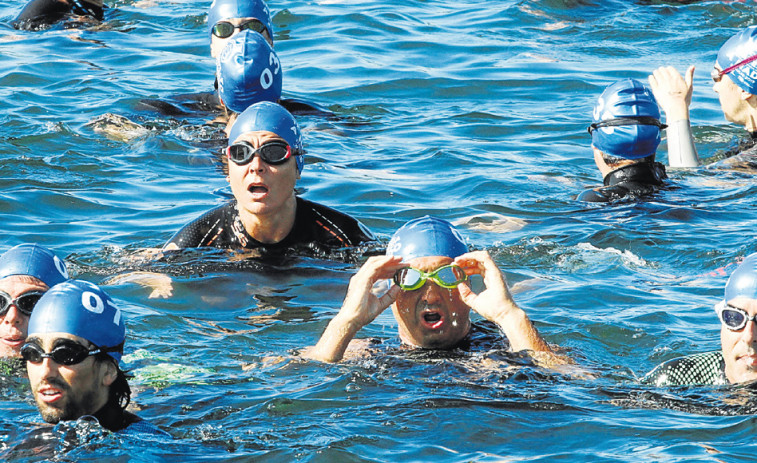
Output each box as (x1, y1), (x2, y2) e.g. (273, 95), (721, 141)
(26, 333), (113, 424)
(721, 297), (757, 384)
(392, 256), (471, 349)
(0, 276), (48, 358)
(713, 69), (750, 126)
(210, 17), (273, 59)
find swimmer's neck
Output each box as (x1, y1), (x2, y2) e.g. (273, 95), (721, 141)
(238, 194), (297, 244)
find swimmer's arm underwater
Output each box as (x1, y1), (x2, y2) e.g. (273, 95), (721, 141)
(303, 256), (404, 363)
(648, 65), (700, 168)
(454, 251), (553, 354)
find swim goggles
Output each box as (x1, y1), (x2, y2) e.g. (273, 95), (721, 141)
(21, 340), (101, 366)
(712, 53), (757, 83)
(0, 290), (45, 317)
(227, 140), (302, 166)
(588, 117), (667, 134)
(211, 19), (267, 39)
(714, 300), (757, 331)
(393, 264), (468, 291)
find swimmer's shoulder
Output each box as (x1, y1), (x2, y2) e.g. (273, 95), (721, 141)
(641, 351), (727, 387)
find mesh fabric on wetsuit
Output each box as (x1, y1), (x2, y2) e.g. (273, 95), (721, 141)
(164, 196), (374, 254)
(577, 161), (667, 203)
(641, 351), (728, 387)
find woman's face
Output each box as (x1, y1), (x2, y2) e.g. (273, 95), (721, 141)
(226, 130), (299, 217)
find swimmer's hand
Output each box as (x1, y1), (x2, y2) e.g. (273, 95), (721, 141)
(648, 65), (695, 123)
(303, 255), (404, 363)
(454, 251), (552, 353)
(106, 271), (174, 299)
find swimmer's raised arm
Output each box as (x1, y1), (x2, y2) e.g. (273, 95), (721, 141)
(648, 65), (700, 167)
(454, 251), (551, 353)
(304, 256), (404, 363)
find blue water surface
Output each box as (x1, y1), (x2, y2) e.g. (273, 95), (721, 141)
(2, 0), (757, 461)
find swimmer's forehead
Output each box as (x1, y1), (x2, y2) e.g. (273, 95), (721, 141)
(231, 130), (285, 145)
(406, 256), (454, 270)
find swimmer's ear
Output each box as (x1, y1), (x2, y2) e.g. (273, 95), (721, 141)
(296, 170), (301, 180)
(225, 175), (230, 183)
(100, 359), (118, 387)
(741, 90), (754, 101)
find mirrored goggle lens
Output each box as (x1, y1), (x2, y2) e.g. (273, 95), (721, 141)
(0, 291), (44, 317)
(434, 265), (467, 288)
(720, 307), (748, 330)
(21, 342), (97, 366)
(395, 268), (424, 290)
(227, 141), (291, 165)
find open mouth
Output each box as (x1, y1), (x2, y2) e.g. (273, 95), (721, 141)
(1, 336), (24, 347)
(38, 385), (64, 404)
(421, 310), (444, 330)
(248, 184), (269, 195)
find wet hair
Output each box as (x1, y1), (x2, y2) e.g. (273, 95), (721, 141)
(602, 152), (655, 168)
(95, 352), (132, 410)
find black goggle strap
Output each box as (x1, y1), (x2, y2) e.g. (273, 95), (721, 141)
(588, 117), (667, 134)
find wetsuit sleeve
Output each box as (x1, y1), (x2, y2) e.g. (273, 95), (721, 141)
(577, 187), (611, 203)
(666, 119), (699, 168)
(12, 0), (71, 29)
(163, 205), (228, 250)
(641, 351), (727, 387)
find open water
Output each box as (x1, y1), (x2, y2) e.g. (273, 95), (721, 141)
(2, 0), (757, 461)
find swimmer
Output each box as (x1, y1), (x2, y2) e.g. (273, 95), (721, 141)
(162, 101), (374, 254)
(579, 79), (669, 202)
(643, 253), (757, 387)
(0, 244), (68, 359)
(208, 0), (273, 59)
(215, 30), (283, 133)
(12, 0), (104, 30)
(23, 279), (165, 434)
(135, 0), (328, 121)
(650, 26), (757, 170)
(304, 216), (562, 364)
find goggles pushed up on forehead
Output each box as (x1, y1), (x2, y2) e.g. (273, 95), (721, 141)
(587, 117), (667, 135)
(21, 340), (100, 366)
(0, 290), (45, 317)
(227, 140), (301, 166)
(211, 19), (267, 39)
(394, 264), (468, 291)
(712, 53), (757, 83)
(715, 301), (757, 331)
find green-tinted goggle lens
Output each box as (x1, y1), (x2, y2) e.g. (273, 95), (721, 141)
(394, 264), (467, 291)
(212, 19), (266, 39)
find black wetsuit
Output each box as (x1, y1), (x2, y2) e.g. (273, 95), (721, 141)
(136, 79), (332, 118)
(12, 0), (103, 30)
(164, 197), (375, 254)
(641, 351), (728, 387)
(91, 401), (167, 435)
(709, 132), (757, 172)
(578, 161), (667, 203)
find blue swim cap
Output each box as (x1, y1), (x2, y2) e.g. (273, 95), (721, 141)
(725, 253), (757, 303)
(387, 216), (468, 261)
(591, 78), (663, 160)
(28, 280), (126, 363)
(228, 101), (304, 172)
(717, 26), (757, 95)
(207, 0), (273, 41)
(0, 244), (68, 288)
(217, 30), (282, 113)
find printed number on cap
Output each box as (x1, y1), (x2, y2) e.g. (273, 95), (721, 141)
(260, 52), (281, 90)
(81, 291), (122, 326)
